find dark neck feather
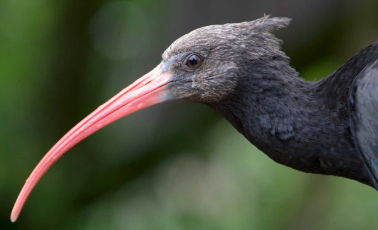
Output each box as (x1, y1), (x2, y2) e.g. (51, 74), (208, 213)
(211, 43), (378, 187)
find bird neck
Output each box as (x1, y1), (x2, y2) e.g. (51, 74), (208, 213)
(212, 62), (315, 149)
(210, 59), (371, 185)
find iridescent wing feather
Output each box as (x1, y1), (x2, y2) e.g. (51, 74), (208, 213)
(349, 59), (378, 189)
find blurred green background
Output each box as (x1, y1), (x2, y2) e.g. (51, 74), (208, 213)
(1, 0), (378, 229)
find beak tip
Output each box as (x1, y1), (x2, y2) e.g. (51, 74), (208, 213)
(11, 204), (21, 223)
(10, 213), (18, 223)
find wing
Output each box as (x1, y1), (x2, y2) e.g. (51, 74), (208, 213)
(349, 59), (378, 189)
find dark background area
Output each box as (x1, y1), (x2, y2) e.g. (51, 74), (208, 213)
(1, 0), (378, 229)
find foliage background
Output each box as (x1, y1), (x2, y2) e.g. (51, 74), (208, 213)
(1, 0), (378, 229)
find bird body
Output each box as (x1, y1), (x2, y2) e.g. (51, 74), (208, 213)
(11, 16), (378, 222)
(212, 42), (378, 187)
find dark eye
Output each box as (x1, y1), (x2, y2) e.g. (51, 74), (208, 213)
(184, 54), (202, 70)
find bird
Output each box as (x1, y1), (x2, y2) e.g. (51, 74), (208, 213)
(11, 15), (378, 222)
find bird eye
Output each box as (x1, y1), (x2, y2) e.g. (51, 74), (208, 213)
(184, 54), (202, 70)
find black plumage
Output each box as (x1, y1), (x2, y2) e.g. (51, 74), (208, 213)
(349, 59), (378, 188)
(162, 16), (378, 188)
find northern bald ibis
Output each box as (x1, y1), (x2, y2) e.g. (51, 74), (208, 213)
(11, 16), (378, 222)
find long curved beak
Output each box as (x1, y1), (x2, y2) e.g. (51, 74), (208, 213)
(11, 65), (173, 222)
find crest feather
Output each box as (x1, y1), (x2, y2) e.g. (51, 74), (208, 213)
(247, 15), (292, 33)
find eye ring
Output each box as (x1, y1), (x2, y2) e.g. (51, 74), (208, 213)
(183, 54), (203, 70)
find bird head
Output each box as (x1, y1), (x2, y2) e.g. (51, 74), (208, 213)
(161, 16), (291, 104)
(11, 16), (291, 222)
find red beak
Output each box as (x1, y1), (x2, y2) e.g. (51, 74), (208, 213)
(11, 65), (172, 222)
